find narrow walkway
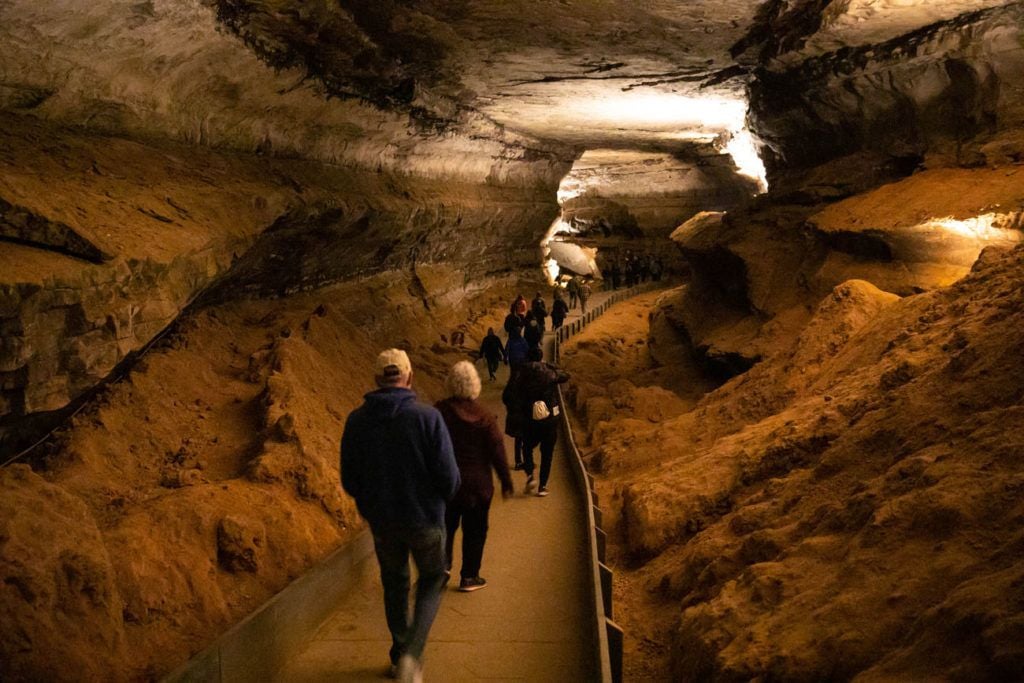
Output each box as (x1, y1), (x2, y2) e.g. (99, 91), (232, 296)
(278, 288), (628, 682)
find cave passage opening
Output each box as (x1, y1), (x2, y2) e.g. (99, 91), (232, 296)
(535, 91), (769, 285)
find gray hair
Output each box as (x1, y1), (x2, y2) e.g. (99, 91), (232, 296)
(445, 360), (481, 400)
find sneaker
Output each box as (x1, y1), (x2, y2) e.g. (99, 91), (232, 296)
(458, 576), (487, 592)
(513, 462), (523, 471)
(524, 475), (537, 494)
(537, 486), (549, 497)
(396, 654), (422, 683)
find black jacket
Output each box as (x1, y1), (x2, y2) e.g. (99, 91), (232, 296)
(479, 333), (506, 361)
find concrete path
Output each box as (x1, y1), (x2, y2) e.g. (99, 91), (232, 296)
(276, 292), (621, 682)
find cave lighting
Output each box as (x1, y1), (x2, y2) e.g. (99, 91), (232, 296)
(552, 91), (769, 198)
(580, 92), (746, 131)
(723, 128), (769, 193)
(544, 258), (561, 284)
(557, 183), (582, 204)
(922, 213), (1023, 242)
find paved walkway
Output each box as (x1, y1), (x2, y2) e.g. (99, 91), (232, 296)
(277, 292), (624, 682)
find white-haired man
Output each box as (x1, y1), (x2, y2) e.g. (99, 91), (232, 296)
(341, 349), (460, 683)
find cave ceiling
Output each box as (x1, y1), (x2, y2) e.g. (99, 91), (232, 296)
(206, 0), (1018, 154)
(1, 0), (1016, 161)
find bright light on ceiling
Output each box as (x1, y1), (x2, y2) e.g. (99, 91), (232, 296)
(574, 93), (747, 132)
(547, 91), (769, 199)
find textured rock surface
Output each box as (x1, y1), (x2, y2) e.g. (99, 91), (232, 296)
(1, 265), (538, 680)
(564, 246), (1024, 681)
(748, 3), (1024, 188)
(4, 0), (1024, 680)
(0, 112), (569, 441)
(560, 150), (758, 236)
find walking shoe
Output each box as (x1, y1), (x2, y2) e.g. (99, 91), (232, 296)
(458, 576), (487, 592)
(396, 654), (423, 683)
(513, 462), (523, 471)
(537, 486), (549, 497)
(524, 475), (537, 494)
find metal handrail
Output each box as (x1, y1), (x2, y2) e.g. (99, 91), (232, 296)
(553, 281), (659, 683)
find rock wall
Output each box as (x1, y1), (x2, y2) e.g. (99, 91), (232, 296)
(0, 113), (568, 450)
(667, 154), (1024, 377)
(563, 240), (1024, 681)
(0, 264), (538, 681)
(559, 150), (758, 237)
(747, 3), (1024, 191)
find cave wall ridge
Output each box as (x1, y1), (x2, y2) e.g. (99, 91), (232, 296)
(0, 0), (575, 188)
(748, 2), (1024, 190)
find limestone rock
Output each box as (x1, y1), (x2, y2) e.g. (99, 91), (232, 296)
(0, 465), (127, 682)
(216, 516), (266, 574)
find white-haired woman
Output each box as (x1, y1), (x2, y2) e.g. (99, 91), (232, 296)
(435, 361), (514, 592)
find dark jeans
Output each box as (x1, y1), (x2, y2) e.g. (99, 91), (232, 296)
(444, 500), (491, 579)
(512, 436), (524, 467)
(524, 419), (557, 487)
(485, 356), (500, 379)
(372, 526), (447, 664)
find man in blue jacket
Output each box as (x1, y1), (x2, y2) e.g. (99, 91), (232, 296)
(341, 349), (460, 683)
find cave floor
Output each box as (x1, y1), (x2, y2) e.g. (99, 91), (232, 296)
(277, 298), (615, 682)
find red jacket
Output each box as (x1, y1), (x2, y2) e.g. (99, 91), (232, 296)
(435, 397), (513, 507)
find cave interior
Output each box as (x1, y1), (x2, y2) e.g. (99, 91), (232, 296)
(2, 0), (1024, 681)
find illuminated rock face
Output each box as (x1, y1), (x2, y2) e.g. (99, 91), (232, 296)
(3, 0), (1024, 680)
(747, 3), (1024, 188)
(560, 150), (759, 236)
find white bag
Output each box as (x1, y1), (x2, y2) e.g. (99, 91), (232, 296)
(532, 400), (551, 420)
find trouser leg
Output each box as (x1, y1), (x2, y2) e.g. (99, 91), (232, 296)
(538, 422), (557, 488)
(522, 434), (536, 477)
(459, 502), (490, 578)
(487, 358), (499, 378)
(513, 437), (524, 468)
(372, 533), (411, 665)
(405, 526), (447, 660)
(444, 504), (462, 572)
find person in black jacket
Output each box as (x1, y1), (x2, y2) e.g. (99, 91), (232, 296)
(506, 347), (569, 496)
(477, 328), (506, 381)
(530, 291), (548, 332)
(550, 291), (569, 330)
(503, 310), (525, 340)
(523, 311), (543, 350)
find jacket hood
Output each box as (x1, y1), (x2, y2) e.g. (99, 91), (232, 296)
(437, 397), (489, 425)
(362, 387), (417, 419)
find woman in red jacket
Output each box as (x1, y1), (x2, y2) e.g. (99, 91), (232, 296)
(436, 361), (514, 592)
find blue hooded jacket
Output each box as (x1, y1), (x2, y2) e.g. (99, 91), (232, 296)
(340, 387), (459, 532)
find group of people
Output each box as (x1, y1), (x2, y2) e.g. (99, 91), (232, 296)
(477, 288), (577, 382)
(565, 276), (593, 313)
(605, 251), (663, 290)
(340, 290), (573, 681)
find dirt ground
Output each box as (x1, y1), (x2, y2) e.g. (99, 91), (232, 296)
(561, 247), (1024, 681)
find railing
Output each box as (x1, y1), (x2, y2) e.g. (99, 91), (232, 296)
(162, 533), (375, 683)
(553, 282), (659, 683)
